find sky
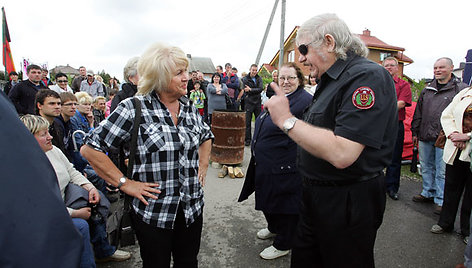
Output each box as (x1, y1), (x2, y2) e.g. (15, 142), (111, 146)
(3, 0), (471, 81)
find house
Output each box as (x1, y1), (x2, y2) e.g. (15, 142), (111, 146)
(263, 26), (413, 77)
(357, 29), (413, 76)
(453, 62), (465, 81)
(49, 64), (80, 76)
(187, 54), (215, 81)
(264, 26), (310, 76)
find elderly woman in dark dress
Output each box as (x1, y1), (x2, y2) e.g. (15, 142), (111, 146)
(239, 62), (312, 260)
(81, 43), (213, 267)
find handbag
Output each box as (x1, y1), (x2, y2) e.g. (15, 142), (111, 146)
(110, 97), (141, 247)
(434, 129), (446, 149)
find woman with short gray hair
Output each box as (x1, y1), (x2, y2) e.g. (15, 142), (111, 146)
(110, 56), (140, 113)
(81, 43), (213, 267)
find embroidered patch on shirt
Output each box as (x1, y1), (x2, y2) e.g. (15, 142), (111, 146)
(352, 87), (375, 109)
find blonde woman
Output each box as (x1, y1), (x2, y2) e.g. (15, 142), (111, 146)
(81, 43), (213, 267)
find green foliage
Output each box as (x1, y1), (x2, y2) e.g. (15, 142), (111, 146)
(98, 70), (119, 86)
(98, 70), (111, 86)
(258, 68), (273, 89)
(402, 77), (426, 102)
(410, 79), (426, 102)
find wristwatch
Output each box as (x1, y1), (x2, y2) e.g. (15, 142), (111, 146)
(117, 176), (127, 189)
(283, 117), (299, 134)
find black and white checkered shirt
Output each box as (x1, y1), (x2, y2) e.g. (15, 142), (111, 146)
(85, 91), (213, 229)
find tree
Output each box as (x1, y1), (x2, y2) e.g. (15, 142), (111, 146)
(258, 68), (273, 89)
(98, 70), (112, 86)
(409, 78), (427, 102)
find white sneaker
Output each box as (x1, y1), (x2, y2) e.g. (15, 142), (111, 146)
(257, 228), (276, 240)
(259, 245), (289, 260)
(96, 249), (131, 262)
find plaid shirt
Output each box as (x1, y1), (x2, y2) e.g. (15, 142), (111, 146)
(85, 91), (213, 229)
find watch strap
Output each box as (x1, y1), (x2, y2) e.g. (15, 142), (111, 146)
(117, 177), (126, 189)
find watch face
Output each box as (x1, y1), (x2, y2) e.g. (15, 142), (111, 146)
(120, 177), (126, 183)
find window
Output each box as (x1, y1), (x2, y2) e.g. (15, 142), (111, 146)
(380, 52), (391, 61)
(287, 50), (295, 62)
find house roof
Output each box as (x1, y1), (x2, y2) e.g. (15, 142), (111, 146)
(357, 29), (413, 64)
(357, 29), (405, 51)
(268, 26), (300, 66)
(50, 65), (80, 75)
(261, 63), (275, 74)
(187, 55), (215, 74)
(264, 26), (413, 68)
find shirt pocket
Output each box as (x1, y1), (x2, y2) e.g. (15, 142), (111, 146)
(179, 123), (201, 151)
(304, 111), (332, 129)
(139, 123), (166, 152)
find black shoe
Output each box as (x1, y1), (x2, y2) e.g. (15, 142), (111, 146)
(245, 140), (251, 146)
(388, 191), (399, 200)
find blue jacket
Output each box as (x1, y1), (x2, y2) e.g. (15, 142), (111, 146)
(70, 110), (92, 171)
(238, 87), (312, 214)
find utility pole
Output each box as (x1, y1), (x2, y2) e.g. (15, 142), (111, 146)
(255, 0), (279, 66)
(278, 0), (286, 70)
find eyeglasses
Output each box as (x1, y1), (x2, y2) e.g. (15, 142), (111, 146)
(297, 40), (316, 56)
(63, 102), (78, 106)
(279, 76), (298, 82)
(57, 80), (68, 83)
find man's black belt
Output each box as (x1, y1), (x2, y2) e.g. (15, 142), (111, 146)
(303, 171), (383, 187)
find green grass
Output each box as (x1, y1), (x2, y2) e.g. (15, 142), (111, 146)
(400, 164), (422, 181)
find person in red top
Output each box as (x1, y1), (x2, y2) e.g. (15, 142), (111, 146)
(383, 57), (412, 200)
(41, 68), (53, 87)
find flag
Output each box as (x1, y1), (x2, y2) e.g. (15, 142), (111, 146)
(2, 7), (15, 76)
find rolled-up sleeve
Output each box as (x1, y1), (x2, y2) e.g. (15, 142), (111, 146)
(85, 98), (134, 153)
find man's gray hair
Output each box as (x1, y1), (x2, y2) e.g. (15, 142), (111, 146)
(436, 57), (453, 66)
(123, 56), (140, 83)
(296, 13), (368, 60)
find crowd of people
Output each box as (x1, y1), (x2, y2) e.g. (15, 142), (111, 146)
(2, 12), (472, 268)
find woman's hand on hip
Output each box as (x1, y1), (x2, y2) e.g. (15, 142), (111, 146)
(121, 180), (161, 206)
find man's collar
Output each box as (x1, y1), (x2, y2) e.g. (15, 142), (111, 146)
(324, 53), (355, 80)
(28, 79), (40, 86)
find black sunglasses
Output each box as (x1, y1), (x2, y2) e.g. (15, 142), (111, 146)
(57, 80), (68, 83)
(297, 41), (316, 56)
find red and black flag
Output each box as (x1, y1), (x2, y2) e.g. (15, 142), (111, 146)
(2, 7), (15, 75)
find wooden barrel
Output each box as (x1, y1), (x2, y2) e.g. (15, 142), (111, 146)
(210, 110), (246, 165)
